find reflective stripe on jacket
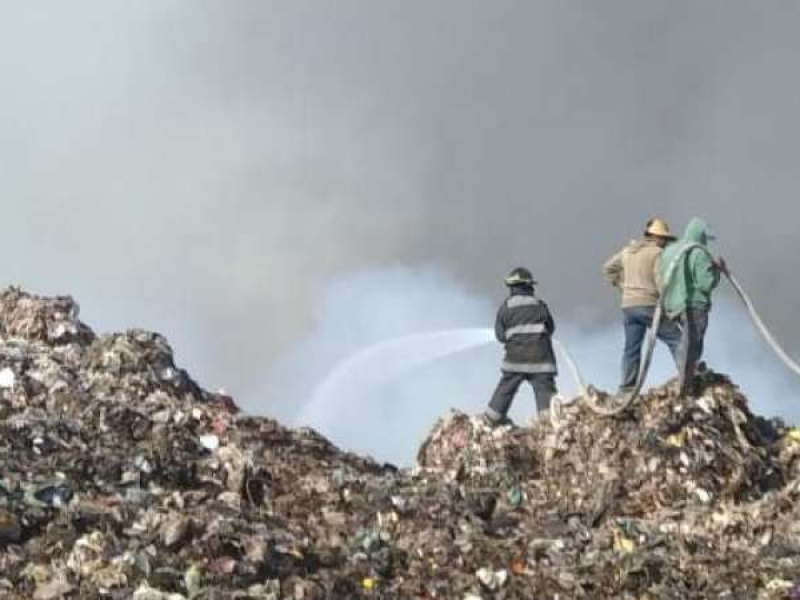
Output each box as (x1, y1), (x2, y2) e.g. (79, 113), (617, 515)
(495, 289), (557, 374)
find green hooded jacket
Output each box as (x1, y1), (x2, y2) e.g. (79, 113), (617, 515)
(657, 217), (721, 318)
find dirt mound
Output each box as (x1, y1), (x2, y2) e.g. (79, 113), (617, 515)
(2, 287), (800, 599)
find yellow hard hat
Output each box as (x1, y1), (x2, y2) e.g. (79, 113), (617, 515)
(645, 218), (676, 240)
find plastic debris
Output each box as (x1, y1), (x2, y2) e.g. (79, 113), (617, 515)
(199, 434), (220, 451)
(1, 287), (800, 598)
(33, 578), (74, 600)
(0, 368), (15, 389)
(476, 567), (508, 591)
(0, 509), (21, 545)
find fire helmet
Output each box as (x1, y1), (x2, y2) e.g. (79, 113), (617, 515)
(505, 267), (536, 287)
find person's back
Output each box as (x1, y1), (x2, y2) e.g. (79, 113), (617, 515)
(604, 239), (664, 308)
(496, 287), (557, 375)
(659, 218), (720, 319)
(485, 268), (558, 425)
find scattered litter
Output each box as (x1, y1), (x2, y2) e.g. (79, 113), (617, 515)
(0, 368), (15, 389)
(199, 434), (220, 451)
(1, 287), (800, 598)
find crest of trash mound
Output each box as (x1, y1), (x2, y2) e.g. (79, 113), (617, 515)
(418, 373), (796, 517)
(2, 287), (800, 600)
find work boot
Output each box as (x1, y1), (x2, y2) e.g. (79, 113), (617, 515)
(482, 412), (514, 429)
(618, 386), (635, 399)
(678, 382), (700, 399)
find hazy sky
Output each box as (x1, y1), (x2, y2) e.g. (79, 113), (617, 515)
(2, 1), (800, 410)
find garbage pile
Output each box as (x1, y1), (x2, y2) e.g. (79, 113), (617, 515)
(2, 287), (800, 599)
(420, 373), (788, 516)
(419, 376), (800, 598)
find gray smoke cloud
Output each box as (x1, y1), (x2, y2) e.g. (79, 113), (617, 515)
(1, 1), (799, 450)
(272, 265), (798, 465)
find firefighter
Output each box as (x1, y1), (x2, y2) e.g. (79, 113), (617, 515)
(485, 267), (558, 425)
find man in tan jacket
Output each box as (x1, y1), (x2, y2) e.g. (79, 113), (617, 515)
(604, 218), (681, 392)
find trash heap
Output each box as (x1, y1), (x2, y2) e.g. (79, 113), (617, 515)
(2, 287), (800, 599)
(419, 378), (800, 599)
(419, 373), (789, 516)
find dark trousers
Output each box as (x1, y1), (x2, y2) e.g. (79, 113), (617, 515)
(621, 306), (682, 391)
(677, 308), (709, 397)
(487, 372), (556, 420)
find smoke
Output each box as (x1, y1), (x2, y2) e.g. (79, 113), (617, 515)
(0, 2), (799, 422)
(259, 266), (494, 419)
(277, 266), (799, 466)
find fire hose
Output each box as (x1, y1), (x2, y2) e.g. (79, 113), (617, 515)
(550, 243), (800, 427)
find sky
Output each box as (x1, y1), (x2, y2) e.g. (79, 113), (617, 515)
(1, 1), (800, 455)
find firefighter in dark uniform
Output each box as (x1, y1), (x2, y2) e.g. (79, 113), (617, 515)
(485, 267), (558, 425)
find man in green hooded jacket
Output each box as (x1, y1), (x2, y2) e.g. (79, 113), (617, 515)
(657, 217), (725, 397)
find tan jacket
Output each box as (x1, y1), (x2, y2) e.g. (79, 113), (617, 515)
(603, 239), (664, 308)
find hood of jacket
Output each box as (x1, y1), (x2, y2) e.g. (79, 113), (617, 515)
(682, 217), (712, 246)
(658, 217), (720, 317)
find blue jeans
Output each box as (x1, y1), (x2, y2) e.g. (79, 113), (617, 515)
(621, 306), (681, 391)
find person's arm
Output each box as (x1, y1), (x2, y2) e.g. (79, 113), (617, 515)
(710, 258), (722, 290)
(546, 310), (556, 336)
(691, 249), (720, 294)
(603, 250), (624, 288)
(654, 256), (664, 291)
(714, 256), (729, 276)
(543, 302), (556, 335)
(494, 304), (507, 343)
